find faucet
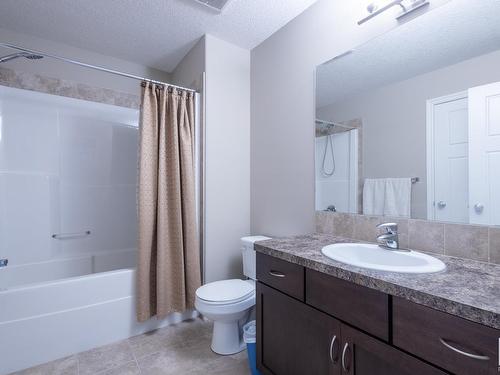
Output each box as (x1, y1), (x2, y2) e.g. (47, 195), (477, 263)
(325, 205), (336, 212)
(376, 223), (401, 250)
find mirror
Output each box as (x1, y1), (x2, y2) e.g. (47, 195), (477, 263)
(315, 1), (500, 225)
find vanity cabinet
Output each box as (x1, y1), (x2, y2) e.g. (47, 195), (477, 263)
(393, 297), (499, 375)
(256, 252), (499, 375)
(257, 282), (341, 375)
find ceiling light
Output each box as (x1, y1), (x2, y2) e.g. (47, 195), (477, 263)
(358, 0), (429, 25)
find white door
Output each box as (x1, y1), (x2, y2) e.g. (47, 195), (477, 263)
(468, 81), (500, 225)
(429, 95), (469, 223)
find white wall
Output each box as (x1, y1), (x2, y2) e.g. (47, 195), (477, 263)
(250, 0), (451, 236)
(317, 50), (500, 219)
(0, 27), (171, 95)
(204, 35), (251, 282)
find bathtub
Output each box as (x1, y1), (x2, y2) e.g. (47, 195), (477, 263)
(0, 250), (197, 375)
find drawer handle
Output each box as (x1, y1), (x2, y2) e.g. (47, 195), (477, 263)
(269, 270), (286, 278)
(439, 338), (490, 361)
(341, 342), (350, 372)
(329, 335), (338, 364)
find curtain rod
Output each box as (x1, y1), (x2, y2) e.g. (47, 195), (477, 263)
(0, 42), (197, 93)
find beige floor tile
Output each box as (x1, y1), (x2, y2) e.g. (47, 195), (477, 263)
(128, 318), (212, 359)
(137, 348), (206, 375)
(11, 318), (252, 375)
(77, 340), (134, 375)
(95, 361), (141, 375)
(9, 356), (78, 375)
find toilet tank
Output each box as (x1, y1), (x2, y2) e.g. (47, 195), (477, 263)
(241, 236), (271, 280)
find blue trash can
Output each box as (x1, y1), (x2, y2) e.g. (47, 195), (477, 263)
(243, 320), (261, 375)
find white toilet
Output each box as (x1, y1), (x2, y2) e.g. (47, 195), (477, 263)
(195, 235), (270, 355)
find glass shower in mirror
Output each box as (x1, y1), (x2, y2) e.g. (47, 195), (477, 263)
(314, 119), (360, 214)
(315, 1), (500, 225)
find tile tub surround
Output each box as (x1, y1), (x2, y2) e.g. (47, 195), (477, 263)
(9, 318), (250, 375)
(316, 211), (500, 264)
(0, 67), (140, 109)
(255, 234), (500, 329)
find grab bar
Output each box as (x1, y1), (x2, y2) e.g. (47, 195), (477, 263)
(52, 230), (91, 240)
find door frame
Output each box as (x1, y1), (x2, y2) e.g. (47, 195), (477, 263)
(425, 90), (467, 220)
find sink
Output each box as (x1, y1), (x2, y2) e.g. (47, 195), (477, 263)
(321, 243), (446, 273)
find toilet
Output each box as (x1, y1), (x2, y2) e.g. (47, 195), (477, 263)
(195, 235), (271, 355)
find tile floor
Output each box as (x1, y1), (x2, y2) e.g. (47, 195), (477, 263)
(11, 318), (251, 375)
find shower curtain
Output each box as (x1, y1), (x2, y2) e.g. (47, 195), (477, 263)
(137, 82), (201, 322)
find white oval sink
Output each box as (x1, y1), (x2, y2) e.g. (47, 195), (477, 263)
(321, 243), (446, 273)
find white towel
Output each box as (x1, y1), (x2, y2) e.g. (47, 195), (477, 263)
(363, 178), (386, 215)
(384, 178), (411, 217)
(363, 178), (412, 217)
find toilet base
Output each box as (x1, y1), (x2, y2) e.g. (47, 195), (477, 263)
(211, 320), (247, 355)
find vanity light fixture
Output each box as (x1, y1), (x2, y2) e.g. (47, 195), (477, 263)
(358, 0), (429, 25)
(193, 0), (231, 12)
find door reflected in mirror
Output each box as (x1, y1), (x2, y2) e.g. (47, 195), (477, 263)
(315, 1), (500, 225)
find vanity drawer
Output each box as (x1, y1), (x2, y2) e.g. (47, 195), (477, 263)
(306, 269), (390, 341)
(256, 253), (304, 301)
(393, 297), (499, 375)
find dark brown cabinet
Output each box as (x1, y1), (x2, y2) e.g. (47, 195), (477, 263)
(340, 324), (447, 375)
(257, 280), (447, 375)
(256, 253), (499, 375)
(257, 282), (341, 375)
(306, 269), (389, 341)
(393, 297), (499, 375)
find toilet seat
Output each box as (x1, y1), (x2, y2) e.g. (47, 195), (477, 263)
(196, 279), (255, 305)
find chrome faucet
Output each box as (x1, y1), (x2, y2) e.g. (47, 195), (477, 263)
(376, 223), (400, 250)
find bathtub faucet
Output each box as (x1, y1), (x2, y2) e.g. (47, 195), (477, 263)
(0, 258), (8, 267)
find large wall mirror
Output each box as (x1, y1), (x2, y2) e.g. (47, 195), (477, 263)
(315, 1), (500, 225)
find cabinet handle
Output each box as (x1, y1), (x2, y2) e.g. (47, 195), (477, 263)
(329, 335), (338, 364)
(268, 270), (285, 278)
(341, 342), (350, 372)
(439, 338), (490, 361)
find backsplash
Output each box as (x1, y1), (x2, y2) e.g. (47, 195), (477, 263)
(316, 211), (500, 265)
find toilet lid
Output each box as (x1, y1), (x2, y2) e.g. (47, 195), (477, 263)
(196, 279), (254, 303)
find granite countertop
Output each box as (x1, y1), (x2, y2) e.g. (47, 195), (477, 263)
(255, 233), (500, 330)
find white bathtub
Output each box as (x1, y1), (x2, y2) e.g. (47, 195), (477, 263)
(0, 251), (197, 375)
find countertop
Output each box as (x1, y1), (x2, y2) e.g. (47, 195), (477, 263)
(255, 233), (500, 330)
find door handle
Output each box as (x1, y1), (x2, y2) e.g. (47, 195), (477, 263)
(341, 342), (350, 372)
(439, 338), (490, 361)
(474, 203), (484, 214)
(329, 335), (338, 364)
(436, 201), (446, 209)
(268, 270), (285, 278)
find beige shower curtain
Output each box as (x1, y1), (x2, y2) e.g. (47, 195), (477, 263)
(137, 82), (201, 322)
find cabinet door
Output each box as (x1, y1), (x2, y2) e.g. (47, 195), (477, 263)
(340, 324), (447, 375)
(257, 282), (341, 375)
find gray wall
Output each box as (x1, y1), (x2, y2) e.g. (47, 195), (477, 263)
(204, 35), (251, 282)
(317, 50), (500, 219)
(172, 36), (205, 90)
(250, 0), (451, 236)
(174, 35), (252, 283)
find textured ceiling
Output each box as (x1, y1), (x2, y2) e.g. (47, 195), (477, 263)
(316, 0), (500, 107)
(0, 0), (317, 72)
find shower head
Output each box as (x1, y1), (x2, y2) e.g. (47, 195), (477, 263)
(0, 52), (44, 63)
